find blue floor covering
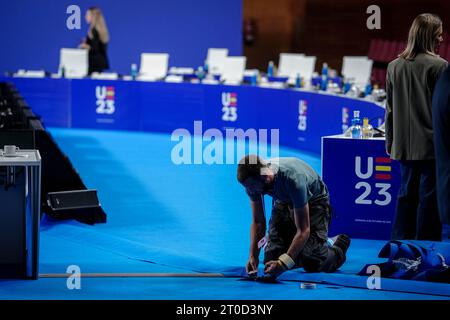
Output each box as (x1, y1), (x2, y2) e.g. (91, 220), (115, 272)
(0, 128), (448, 300)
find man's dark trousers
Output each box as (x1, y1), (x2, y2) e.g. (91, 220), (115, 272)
(263, 198), (344, 272)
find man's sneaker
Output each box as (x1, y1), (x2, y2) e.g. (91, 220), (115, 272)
(332, 234), (351, 255)
(330, 234), (351, 270)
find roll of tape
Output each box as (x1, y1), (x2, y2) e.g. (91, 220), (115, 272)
(300, 282), (317, 289)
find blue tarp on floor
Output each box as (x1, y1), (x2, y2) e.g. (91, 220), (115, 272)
(1, 128), (448, 300)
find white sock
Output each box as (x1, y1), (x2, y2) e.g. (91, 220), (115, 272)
(327, 238), (335, 247)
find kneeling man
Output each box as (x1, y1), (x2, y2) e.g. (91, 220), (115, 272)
(237, 155), (350, 279)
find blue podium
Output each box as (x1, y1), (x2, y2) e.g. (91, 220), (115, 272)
(322, 135), (400, 240)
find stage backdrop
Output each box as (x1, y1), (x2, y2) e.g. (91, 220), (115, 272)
(0, 0), (242, 74)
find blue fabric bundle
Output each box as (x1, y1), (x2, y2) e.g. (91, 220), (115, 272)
(359, 240), (450, 283)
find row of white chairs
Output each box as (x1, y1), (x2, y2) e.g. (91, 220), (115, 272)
(278, 53), (373, 86)
(58, 48), (246, 84)
(57, 48), (372, 86)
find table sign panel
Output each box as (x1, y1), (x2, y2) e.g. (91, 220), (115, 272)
(322, 136), (400, 240)
(2, 77), (385, 156)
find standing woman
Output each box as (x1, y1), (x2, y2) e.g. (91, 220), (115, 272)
(385, 13), (447, 241)
(79, 7), (110, 74)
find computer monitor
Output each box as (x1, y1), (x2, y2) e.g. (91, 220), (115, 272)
(220, 56), (246, 84)
(342, 56), (373, 86)
(139, 53), (169, 81)
(58, 48), (88, 78)
(278, 53), (305, 78)
(206, 48), (229, 75)
(297, 56), (316, 81)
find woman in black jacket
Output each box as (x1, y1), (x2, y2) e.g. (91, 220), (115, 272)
(79, 7), (110, 74)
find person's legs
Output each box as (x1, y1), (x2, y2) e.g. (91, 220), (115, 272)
(263, 201), (296, 264)
(435, 144), (450, 228)
(264, 198), (349, 273)
(391, 161), (420, 240)
(416, 161), (442, 241)
(297, 234), (329, 272)
(299, 237), (349, 273)
(297, 198), (348, 273)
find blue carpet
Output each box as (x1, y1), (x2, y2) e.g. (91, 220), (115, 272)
(0, 128), (448, 300)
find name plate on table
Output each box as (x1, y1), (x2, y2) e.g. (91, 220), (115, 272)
(322, 135), (400, 240)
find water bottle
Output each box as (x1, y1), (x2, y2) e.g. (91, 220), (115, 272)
(321, 63), (329, 77)
(250, 73), (257, 86)
(350, 110), (362, 139)
(362, 117), (374, 139)
(319, 63), (328, 91)
(295, 73), (301, 88)
(364, 83), (373, 97)
(204, 60), (209, 74)
(320, 75), (328, 91)
(61, 66), (66, 78)
(131, 63), (138, 80)
(371, 83), (379, 100)
(326, 79), (335, 93)
(197, 66), (205, 81)
(267, 61), (274, 77)
(343, 79), (351, 94)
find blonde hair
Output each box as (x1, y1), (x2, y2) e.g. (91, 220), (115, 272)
(88, 7), (110, 44)
(399, 13), (442, 60)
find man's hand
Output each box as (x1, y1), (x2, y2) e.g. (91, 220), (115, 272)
(246, 256), (259, 275)
(264, 260), (286, 278)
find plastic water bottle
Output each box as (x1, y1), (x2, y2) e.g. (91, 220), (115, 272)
(320, 75), (328, 91)
(267, 61), (274, 77)
(250, 73), (257, 86)
(295, 73), (301, 88)
(204, 60), (209, 74)
(197, 66), (205, 81)
(327, 79), (336, 93)
(343, 79), (351, 94)
(350, 110), (362, 139)
(61, 66), (66, 78)
(319, 63), (328, 91)
(131, 63), (138, 80)
(362, 117), (374, 139)
(321, 63), (328, 77)
(364, 83), (373, 97)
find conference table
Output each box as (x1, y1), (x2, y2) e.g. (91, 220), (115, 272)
(1, 76), (396, 239)
(1, 76), (385, 155)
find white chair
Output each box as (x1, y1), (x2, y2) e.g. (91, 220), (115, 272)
(285, 56), (317, 86)
(58, 48), (88, 78)
(206, 48), (228, 75)
(298, 56), (316, 81)
(341, 56), (373, 86)
(278, 53), (305, 78)
(138, 53), (169, 81)
(220, 56), (246, 85)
